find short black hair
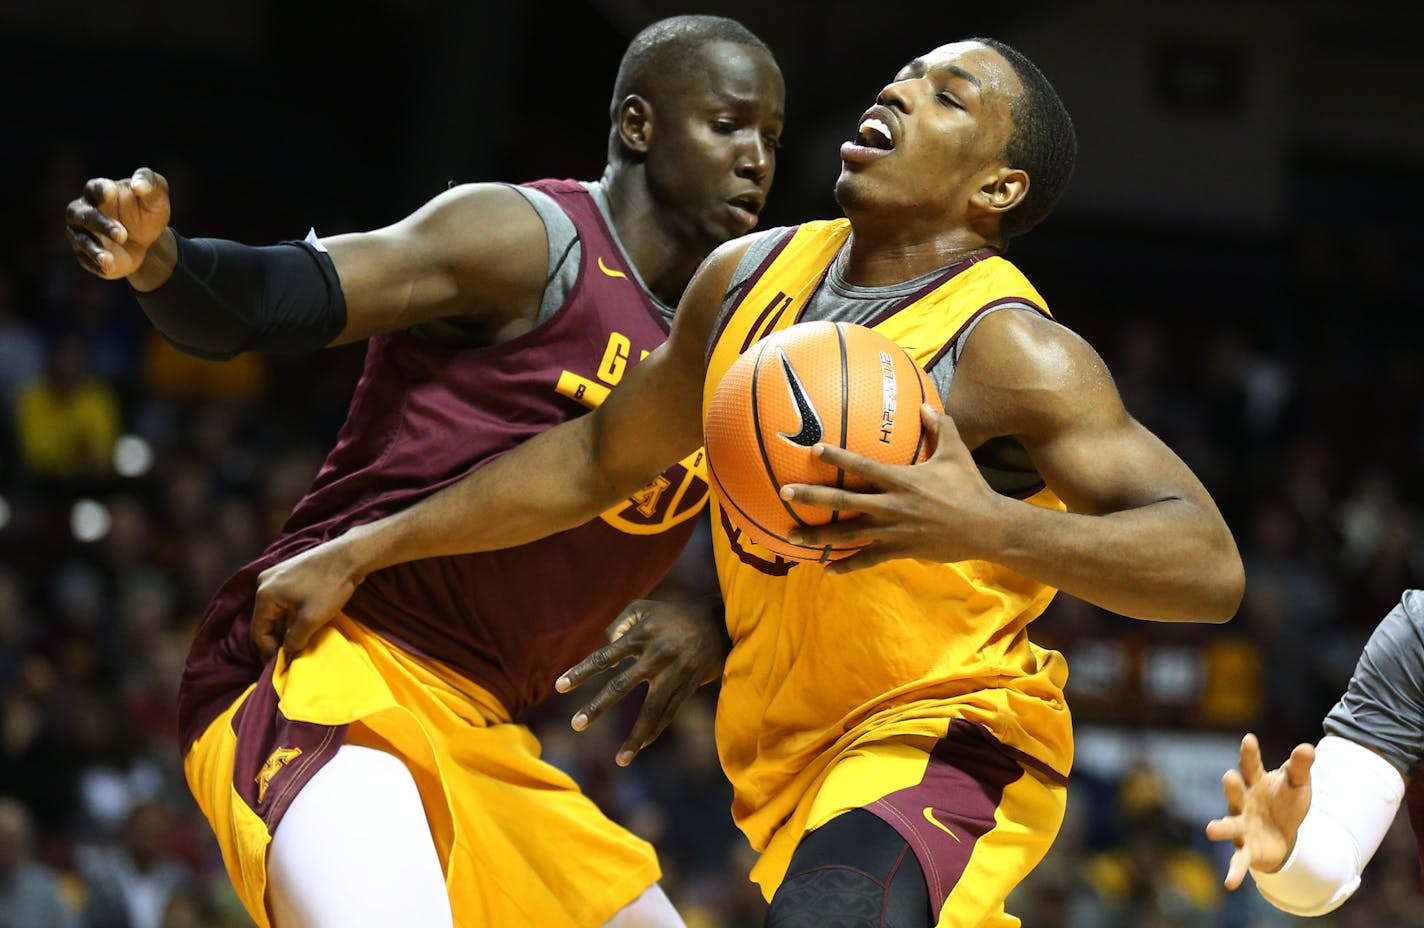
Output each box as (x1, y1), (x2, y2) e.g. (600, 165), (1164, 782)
(608, 15), (771, 159)
(970, 37), (1076, 241)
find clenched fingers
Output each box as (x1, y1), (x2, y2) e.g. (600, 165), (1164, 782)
(69, 182), (128, 243)
(250, 590), (289, 663)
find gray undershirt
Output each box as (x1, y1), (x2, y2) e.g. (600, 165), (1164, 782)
(511, 181), (675, 327)
(720, 226), (1040, 402)
(1323, 589), (1424, 776)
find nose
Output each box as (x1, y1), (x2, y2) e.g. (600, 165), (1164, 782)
(735, 134), (772, 186)
(876, 78), (918, 113)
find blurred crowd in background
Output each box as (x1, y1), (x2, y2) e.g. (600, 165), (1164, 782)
(4, 1), (1424, 926)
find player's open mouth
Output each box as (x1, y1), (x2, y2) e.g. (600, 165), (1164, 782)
(840, 107), (897, 164)
(855, 117), (894, 150)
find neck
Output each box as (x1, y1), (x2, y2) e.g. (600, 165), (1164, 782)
(598, 164), (709, 305)
(838, 213), (997, 287)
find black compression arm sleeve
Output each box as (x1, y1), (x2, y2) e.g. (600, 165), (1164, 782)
(131, 232), (349, 360)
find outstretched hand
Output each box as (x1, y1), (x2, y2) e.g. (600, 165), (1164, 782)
(778, 404), (1007, 572)
(251, 537), (368, 663)
(65, 167), (172, 279)
(1205, 733), (1316, 890)
(555, 599), (729, 766)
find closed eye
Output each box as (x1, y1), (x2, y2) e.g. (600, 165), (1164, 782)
(937, 92), (963, 109)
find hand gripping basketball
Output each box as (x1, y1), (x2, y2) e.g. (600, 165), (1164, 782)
(704, 321), (941, 563)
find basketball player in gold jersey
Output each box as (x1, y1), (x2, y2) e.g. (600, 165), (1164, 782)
(253, 37), (1244, 927)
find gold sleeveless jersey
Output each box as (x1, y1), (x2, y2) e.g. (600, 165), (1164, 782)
(703, 219), (1074, 856)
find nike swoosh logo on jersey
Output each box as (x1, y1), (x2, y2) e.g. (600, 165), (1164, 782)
(922, 806), (962, 842)
(777, 348), (823, 447)
(597, 256), (628, 279)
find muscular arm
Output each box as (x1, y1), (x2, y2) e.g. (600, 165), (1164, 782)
(250, 236), (758, 652)
(787, 308), (1243, 622)
(320, 183), (548, 343)
(67, 168), (550, 351)
(952, 309), (1244, 621)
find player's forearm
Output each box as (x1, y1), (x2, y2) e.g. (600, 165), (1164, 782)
(129, 231), (347, 360)
(991, 496), (1244, 621)
(336, 420), (641, 576)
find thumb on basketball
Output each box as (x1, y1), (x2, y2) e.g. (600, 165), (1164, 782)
(921, 405), (965, 463)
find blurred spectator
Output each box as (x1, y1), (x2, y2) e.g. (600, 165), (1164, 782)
(0, 271), (43, 411)
(140, 333), (267, 408)
(78, 800), (195, 928)
(14, 335), (121, 486)
(67, 686), (167, 841)
(0, 796), (80, 928)
(1077, 763), (1224, 928)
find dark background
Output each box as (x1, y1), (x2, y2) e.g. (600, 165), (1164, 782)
(2, 1), (1422, 926)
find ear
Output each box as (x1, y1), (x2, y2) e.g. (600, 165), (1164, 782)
(973, 166), (1029, 216)
(614, 95), (654, 156)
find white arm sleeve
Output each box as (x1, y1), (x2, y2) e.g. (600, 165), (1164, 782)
(1248, 735), (1406, 916)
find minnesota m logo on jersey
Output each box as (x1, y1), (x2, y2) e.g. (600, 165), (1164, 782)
(556, 331), (709, 534)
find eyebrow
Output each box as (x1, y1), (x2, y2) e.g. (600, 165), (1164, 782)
(711, 92), (785, 120)
(903, 58), (983, 91)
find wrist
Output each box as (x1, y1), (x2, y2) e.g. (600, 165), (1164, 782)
(979, 491), (1027, 559)
(127, 227), (178, 292)
(334, 522), (389, 580)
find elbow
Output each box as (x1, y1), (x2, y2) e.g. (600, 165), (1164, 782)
(165, 336), (243, 362)
(1150, 544), (1243, 625)
(1175, 510), (1245, 623)
(1197, 547), (1246, 624)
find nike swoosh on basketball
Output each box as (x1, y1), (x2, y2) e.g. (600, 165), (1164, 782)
(922, 807), (962, 842)
(777, 349), (823, 447)
(597, 256), (628, 279)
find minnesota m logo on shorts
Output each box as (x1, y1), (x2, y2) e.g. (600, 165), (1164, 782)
(256, 746), (303, 803)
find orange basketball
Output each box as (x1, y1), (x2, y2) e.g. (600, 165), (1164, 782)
(704, 321), (943, 563)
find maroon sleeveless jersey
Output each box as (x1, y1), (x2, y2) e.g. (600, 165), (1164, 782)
(178, 179), (709, 751)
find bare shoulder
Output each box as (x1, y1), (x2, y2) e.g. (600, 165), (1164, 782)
(664, 232), (772, 367)
(950, 307), (1125, 441)
(323, 181), (552, 339)
(402, 182), (546, 252)
(708, 229), (775, 275)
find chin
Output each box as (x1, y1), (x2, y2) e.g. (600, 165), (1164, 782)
(833, 172), (872, 214)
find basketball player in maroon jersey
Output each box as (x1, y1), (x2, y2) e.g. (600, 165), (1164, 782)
(63, 15), (782, 928)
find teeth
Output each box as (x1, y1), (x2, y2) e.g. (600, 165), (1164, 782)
(859, 117), (892, 146)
